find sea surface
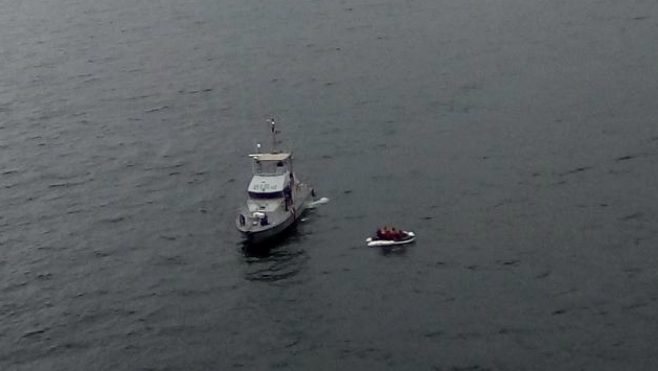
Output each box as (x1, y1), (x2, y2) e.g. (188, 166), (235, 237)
(1, 0), (658, 370)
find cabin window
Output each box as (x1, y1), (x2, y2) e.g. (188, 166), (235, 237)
(248, 191), (284, 199)
(254, 161), (279, 175)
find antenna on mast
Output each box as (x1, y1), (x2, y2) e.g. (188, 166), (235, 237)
(268, 118), (277, 151)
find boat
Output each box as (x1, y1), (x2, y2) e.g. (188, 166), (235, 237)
(366, 231), (416, 247)
(236, 119), (316, 243)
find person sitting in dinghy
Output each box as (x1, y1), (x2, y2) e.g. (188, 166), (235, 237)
(390, 227), (404, 240)
(376, 226), (389, 240)
(376, 226), (404, 241)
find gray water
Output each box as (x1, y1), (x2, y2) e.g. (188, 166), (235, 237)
(1, 0), (658, 370)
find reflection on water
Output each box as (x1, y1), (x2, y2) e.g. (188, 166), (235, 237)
(378, 245), (411, 257)
(241, 227), (310, 283)
(240, 226), (300, 256)
(243, 247), (308, 283)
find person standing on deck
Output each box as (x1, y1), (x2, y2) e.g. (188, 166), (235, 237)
(283, 184), (292, 211)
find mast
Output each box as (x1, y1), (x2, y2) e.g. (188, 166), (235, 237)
(268, 118), (277, 152)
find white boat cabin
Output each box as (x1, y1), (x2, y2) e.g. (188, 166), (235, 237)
(247, 152), (294, 200)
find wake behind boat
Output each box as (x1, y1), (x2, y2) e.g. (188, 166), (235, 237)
(236, 119), (316, 244)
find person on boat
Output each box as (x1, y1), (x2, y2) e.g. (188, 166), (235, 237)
(376, 226), (407, 240)
(387, 227), (405, 240)
(283, 184), (292, 210)
(377, 226), (391, 240)
(390, 227), (400, 240)
(385, 226), (393, 240)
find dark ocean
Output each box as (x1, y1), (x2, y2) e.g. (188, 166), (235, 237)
(1, 0), (658, 370)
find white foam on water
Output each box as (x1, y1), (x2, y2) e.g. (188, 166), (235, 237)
(308, 197), (330, 209)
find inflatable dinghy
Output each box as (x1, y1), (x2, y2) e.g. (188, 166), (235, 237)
(366, 231), (416, 247)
